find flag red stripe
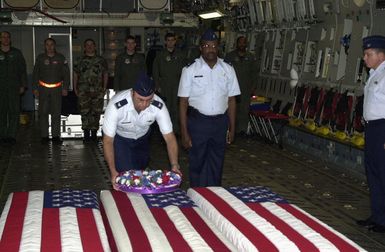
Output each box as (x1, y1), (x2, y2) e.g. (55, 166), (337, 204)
(279, 203), (360, 252)
(77, 208), (105, 252)
(41, 208), (61, 252)
(194, 188), (279, 252)
(181, 208), (231, 251)
(247, 203), (320, 252)
(0, 192), (28, 252)
(111, 191), (152, 251)
(100, 203), (118, 252)
(150, 208), (192, 251)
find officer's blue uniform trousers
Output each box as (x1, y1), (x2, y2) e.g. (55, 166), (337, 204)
(187, 108), (228, 187)
(114, 130), (151, 171)
(365, 119), (385, 226)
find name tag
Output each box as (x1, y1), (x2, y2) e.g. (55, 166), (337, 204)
(194, 75), (203, 78)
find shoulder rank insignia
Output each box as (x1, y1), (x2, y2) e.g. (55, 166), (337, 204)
(223, 59), (233, 66)
(151, 100), (163, 109)
(115, 99), (128, 109)
(185, 59), (196, 68)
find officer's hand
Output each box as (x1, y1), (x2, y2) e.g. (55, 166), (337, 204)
(111, 171), (120, 191)
(19, 86), (25, 95)
(226, 130), (235, 144)
(181, 132), (192, 150)
(33, 90), (39, 97)
(171, 164), (182, 176)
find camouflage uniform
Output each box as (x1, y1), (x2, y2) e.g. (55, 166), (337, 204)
(225, 50), (258, 133)
(113, 52), (146, 91)
(152, 48), (186, 132)
(74, 55), (108, 131)
(0, 47), (27, 140)
(32, 53), (70, 139)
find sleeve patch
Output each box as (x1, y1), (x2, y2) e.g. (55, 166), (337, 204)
(151, 100), (163, 109)
(115, 99), (128, 109)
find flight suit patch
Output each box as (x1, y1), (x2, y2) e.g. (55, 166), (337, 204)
(115, 99), (128, 109)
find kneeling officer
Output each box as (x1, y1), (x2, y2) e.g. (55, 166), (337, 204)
(102, 73), (181, 189)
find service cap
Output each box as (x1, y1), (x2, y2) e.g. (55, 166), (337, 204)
(363, 35), (385, 50)
(201, 29), (218, 41)
(133, 72), (155, 97)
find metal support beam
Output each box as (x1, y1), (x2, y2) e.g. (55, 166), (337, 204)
(8, 11), (199, 27)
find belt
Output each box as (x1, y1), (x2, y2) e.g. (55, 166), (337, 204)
(188, 106), (226, 119)
(39, 80), (62, 88)
(365, 118), (385, 125)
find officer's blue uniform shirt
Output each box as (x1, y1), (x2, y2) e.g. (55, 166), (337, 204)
(364, 60), (385, 121)
(177, 56), (241, 116)
(103, 89), (172, 139)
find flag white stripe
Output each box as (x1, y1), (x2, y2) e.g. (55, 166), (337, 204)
(164, 205), (213, 252)
(192, 207), (238, 251)
(208, 187), (301, 252)
(92, 209), (111, 252)
(100, 190), (133, 252)
(0, 193), (13, 239)
(261, 202), (339, 251)
(127, 193), (173, 252)
(187, 188), (258, 252)
(60, 207), (83, 252)
(18, 191), (44, 252)
(288, 204), (366, 252)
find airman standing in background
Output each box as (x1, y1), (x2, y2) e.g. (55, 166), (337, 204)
(225, 36), (258, 135)
(152, 32), (186, 133)
(74, 38), (108, 142)
(113, 35), (146, 91)
(33, 38), (70, 144)
(0, 31), (27, 145)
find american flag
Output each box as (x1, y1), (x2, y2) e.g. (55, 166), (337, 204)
(187, 186), (367, 252)
(0, 189), (110, 252)
(100, 189), (236, 252)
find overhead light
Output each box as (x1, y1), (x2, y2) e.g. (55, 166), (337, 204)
(198, 10), (224, 19)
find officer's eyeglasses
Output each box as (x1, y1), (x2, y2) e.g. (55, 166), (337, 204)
(201, 44), (217, 49)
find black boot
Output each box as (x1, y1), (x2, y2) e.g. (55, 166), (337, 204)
(91, 130), (98, 142)
(83, 129), (91, 142)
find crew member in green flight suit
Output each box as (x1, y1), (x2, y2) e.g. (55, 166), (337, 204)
(33, 38), (70, 144)
(152, 32), (186, 133)
(225, 36), (258, 135)
(0, 31), (27, 145)
(113, 35), (146, 91)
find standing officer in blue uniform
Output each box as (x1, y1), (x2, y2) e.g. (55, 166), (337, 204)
(356, 35), (385, 233)
(102, 73), (181, 189)
(178, 29), (240, 187)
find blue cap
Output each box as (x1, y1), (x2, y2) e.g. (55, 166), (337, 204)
(133, 72), (155, 97)
(201, 29), (218, 41)
(363, 35), (385, 50)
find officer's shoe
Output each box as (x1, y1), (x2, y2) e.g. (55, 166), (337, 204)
(356, 218), (376, 228)
(83, 130), (91, 143)
(91, 130), (98, 142)
(369, 224), (385, 233)
(52, 137), (63, 145)
(2, 138), (16, 145)
(41, 137), (49, 144)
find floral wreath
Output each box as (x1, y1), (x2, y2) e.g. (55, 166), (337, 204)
(115, 169), (182, 194)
